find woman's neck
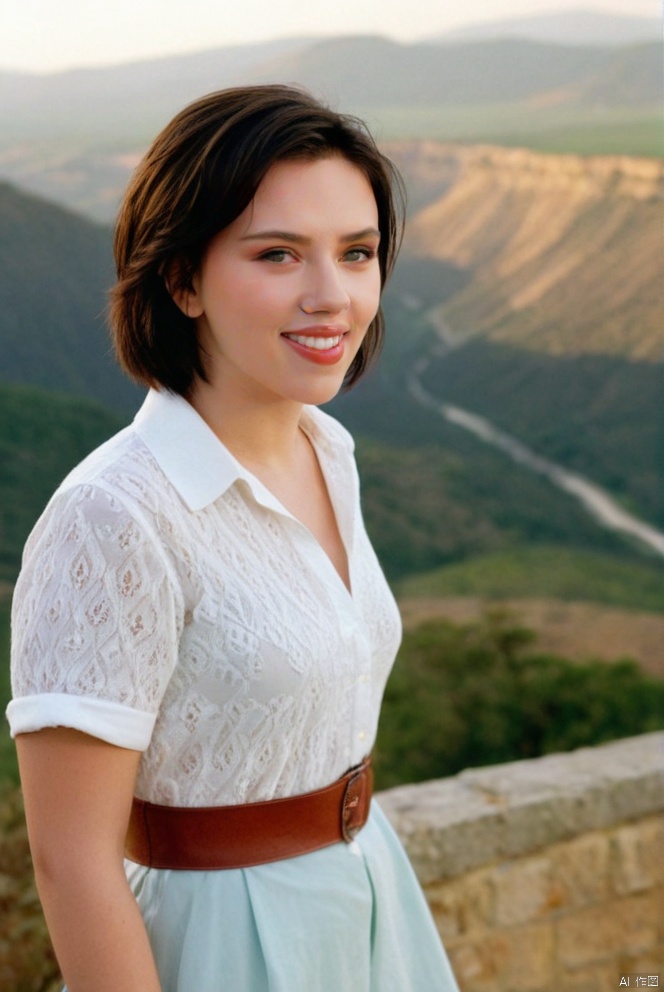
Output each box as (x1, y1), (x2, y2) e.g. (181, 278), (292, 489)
(188, 377), (306, 472)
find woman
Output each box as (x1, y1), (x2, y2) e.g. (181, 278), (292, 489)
(8, 85), (459, 991)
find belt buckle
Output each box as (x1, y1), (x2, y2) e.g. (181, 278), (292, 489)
(341, 760), (371, 843)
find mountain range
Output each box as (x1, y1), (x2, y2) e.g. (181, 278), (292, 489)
(2, 35), (657, 136)
(0, 14), (659, 222)
(438, 8), (660, 46)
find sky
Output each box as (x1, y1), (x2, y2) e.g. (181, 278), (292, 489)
(0, 0), (657, 74)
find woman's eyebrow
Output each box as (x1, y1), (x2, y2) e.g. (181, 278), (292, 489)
(240, 227), (381, 244)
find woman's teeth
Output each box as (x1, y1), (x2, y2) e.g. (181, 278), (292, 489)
(286, 334), (342, 350)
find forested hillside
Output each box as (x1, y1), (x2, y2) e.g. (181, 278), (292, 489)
(328, 296), (664, 586)
(0, 386), (126, 582)
(0, 183), (140, 412)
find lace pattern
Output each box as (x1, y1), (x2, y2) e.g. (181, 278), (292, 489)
(10, 392), (402, 807)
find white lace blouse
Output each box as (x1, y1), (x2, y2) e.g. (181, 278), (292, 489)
(8, 389), (402, 807)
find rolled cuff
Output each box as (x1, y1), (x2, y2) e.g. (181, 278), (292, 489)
(6, 694), (155, 751)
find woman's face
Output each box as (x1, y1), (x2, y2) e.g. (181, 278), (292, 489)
(180, 155), (381, 410)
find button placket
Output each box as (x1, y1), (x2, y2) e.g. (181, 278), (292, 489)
(348, 632), (373, 761)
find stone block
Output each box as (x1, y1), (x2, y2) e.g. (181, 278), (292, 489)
(641, 817), (664, 887)
(617, 951), (664, 976)
(425, 868), (495, 938)
(557, 903), (620, 967)
(551, 830), (611, 909)
(378, 733), (664, 884)
(556, 961), (615, 992)
(376, 734), (664, 987)
(424, 881), (462, 939)
(448, 925), (555, 992)
(615, 890), (664, 955)
(498, 925), (555, 991)
(492, 856), (553, 927)
(447, 940), (501, 992)
(611, 818), (664, 895)
(457, 868), (496, 933)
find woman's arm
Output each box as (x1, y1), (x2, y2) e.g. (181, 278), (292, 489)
(16, 728), (162, 992)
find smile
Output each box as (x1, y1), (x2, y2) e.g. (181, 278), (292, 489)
(283, 334), (343, 351)
(281, 329), (349, 366)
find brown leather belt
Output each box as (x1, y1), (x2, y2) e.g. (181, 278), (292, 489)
(124, 756), (373, 870)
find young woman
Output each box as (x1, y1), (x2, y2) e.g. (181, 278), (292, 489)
(8, 85), (459, 991)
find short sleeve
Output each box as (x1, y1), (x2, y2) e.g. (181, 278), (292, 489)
(8, 483), (183, 750)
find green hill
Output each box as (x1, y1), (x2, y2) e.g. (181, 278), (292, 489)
(0, 384), (127, 583)
(419, 342), (664, 528)
(0, 183), (140, 412)
(395, 546), (664, 613)
(320, 38), (658, 110)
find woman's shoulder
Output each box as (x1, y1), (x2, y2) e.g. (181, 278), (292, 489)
(54, 421), (170, 513)
(25, 423), (173, 561)
(57, 423), (136, 490)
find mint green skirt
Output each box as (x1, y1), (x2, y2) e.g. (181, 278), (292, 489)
(124, 801), (458, 991)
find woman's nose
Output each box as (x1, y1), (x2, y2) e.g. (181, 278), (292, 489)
(299, 261), (351, 315)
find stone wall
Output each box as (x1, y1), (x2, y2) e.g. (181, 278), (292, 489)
(378, 732), (664, 992)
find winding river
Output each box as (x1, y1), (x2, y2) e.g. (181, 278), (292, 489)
(407, 354), (664, 560)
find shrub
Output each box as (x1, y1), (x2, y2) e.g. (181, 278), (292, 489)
(375, 611), (664, 788)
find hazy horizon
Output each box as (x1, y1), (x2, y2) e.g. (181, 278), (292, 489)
(1, 0), (657, 74)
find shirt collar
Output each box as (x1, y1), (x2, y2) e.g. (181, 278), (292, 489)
(131, 388), (324, 515)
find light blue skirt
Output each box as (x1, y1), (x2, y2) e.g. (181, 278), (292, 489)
(124, 801), (459, 991)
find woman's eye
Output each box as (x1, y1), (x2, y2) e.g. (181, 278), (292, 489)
(259, 249), (293, 263)
(344, 247), (377, 263)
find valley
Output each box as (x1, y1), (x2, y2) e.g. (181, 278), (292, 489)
(408, 354), (664, 557)
(385, 143), (664, 530)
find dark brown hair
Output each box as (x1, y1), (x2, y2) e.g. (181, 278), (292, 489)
(110, 84), (405, 396)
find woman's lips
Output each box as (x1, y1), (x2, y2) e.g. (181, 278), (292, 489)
(281, 328), (349, 365)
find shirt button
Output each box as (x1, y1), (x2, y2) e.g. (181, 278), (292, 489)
(359, 675), (369, 684)
(358, 730), (367, 742)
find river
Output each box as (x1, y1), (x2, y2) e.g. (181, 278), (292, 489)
(407, 355), (664, 560)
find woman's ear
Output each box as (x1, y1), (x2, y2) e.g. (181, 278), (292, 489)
(163, 260), (204, 318)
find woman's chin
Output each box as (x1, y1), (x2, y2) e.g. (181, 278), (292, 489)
(292, 378), (349, 408)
